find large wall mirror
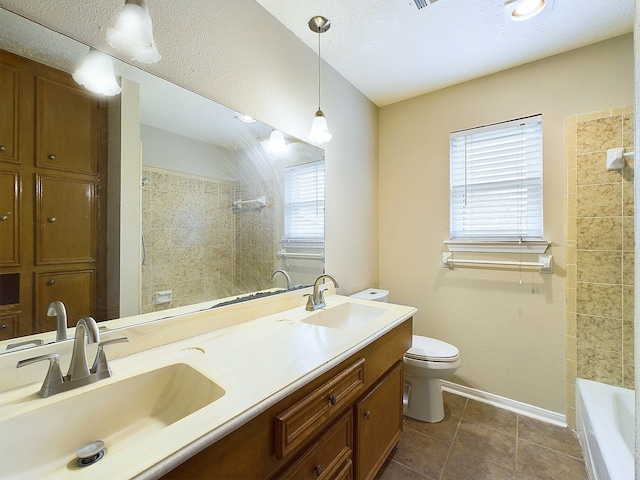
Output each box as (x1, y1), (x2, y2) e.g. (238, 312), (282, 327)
(0, 7), (325, 353)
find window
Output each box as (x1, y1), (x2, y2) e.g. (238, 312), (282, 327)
(284, 161), (325, 242)
(450, 115), (543, 241)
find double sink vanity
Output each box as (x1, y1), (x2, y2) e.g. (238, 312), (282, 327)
(0, 285), (415, 479)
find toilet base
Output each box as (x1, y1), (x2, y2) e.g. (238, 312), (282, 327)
(403, 375), (445, 423)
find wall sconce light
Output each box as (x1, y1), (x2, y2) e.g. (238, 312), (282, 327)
(72, 48), (121, 96)
(504, 0), (552, 21)
(307, 16), (332, 144)
(107, 0), (161, 64)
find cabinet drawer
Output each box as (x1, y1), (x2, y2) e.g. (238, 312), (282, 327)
(279, 411), (353, 480)
(275, 358), (365, 459)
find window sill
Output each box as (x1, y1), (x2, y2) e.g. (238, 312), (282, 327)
(444, 240), (550, 254)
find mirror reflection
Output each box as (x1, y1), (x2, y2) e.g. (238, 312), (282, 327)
(0, 7), (325, 352)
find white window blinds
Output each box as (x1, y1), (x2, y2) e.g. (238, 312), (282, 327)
(284, 161), (325, 240)
(450, 115), (543, 240)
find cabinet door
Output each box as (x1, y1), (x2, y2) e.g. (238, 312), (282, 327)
(36, 77), (96, 174)
(0, 312), (19, 340)
(34, 269), (94, 333)
(0, 171), (19, 265)
(0, 64), (19, 164)
(354, 362), (403, 480)
(35, 175), (96, 265)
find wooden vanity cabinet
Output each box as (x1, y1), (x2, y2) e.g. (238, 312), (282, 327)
(163, 318), (412, 480)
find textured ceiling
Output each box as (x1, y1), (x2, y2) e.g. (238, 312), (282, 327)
(255, 0), (635, 106)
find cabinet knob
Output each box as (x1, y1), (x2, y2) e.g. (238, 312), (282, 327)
(47, 217), (56, 223)
(47, 154), (56, 160)
(328, 393), (337, 406)
(314, 464), (323, 476)
(0, 145), (7, 152)
(0, 324), (6, 330)
(46, 279), (56, 286)
(0, 215), (8, 221)
(364, 411), (371, 420)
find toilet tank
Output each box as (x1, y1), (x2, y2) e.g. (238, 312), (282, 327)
(350, 288), (389, 302)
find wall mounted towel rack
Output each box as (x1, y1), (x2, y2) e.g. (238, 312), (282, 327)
(442, 252), (552, 274)
(278, 251), (324, 260)
(233, 195), (266, 208)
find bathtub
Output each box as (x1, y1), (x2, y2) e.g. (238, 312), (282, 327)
(576, 378), (634, 480)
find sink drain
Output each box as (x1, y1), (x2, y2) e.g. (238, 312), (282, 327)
(75, 440), (106, 467)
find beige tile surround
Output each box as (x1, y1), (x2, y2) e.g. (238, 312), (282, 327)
(140, 168), (277, 313)
(565, 106), (635, 426)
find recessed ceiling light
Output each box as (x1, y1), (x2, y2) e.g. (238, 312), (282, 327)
(236, 114), (257, 123)
(505, 0), (550, 21)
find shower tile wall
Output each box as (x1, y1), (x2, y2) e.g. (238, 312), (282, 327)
(233, 179), (277, 294)
(141, 168), (235, 313)
(565, 106), (634, 426)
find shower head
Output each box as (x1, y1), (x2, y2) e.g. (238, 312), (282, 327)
(141, 177), (150, 188)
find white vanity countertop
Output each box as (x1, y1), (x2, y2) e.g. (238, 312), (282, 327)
(0, 293), (416, 480)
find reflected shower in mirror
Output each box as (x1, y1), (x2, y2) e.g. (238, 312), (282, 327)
(0, 7), (325, 352)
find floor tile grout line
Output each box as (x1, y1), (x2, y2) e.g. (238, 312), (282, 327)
(438, 411), (463, 480)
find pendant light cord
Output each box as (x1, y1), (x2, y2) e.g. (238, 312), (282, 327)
(317, 31), (322, 111)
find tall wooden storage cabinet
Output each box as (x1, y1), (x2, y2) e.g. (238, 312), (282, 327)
(0, 48), (107, 339)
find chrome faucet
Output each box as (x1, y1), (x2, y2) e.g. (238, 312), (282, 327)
(67, 317), (101, 381)
(271, 269), (293, 290)
(16, 317), (128, 398)
(305, 274), (340, 311)
(47, 301), (68, 342)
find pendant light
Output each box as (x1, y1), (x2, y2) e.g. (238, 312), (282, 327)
(107, 0), (161, 64)
(307, 16), (332, 144)
(72, 48), (122, 96)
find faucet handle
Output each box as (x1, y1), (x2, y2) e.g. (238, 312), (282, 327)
(303, 293), (315, 310)
(91, 337), (129, 376)
(17, 353), (65, 397)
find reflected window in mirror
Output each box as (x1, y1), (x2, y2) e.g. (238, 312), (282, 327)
(279, 161), (325, 287)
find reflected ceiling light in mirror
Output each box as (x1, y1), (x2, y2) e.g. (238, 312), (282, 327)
(307, 16), (332, 144)
(107, 0), (161, 64)
(72, 48), (122, 96)
(268, 129), (287, 155)
(236, 114), (257, 123)
(504, 0), (551, 21)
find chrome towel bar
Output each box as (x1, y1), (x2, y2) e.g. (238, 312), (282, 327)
(442, 252), (552, 274)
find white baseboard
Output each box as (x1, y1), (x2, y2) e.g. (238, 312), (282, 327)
(441, 380), (567, 427)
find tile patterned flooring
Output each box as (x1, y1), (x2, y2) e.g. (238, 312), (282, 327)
(376, 392), (589, 480)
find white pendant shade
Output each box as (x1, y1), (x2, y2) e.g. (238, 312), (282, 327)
(308, 111), (332, 144)
(72, 49), (121, 96)
(107, 0), (161, 64)
(268, 129), (287, 154)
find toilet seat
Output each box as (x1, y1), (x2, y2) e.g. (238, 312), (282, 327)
(404, 335), (459, 362)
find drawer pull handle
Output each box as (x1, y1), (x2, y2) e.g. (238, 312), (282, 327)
(0, 145), (7, 152)
(314, 464), (323, 476)
(46, 279), (56, 286)
(364, 411), (371, 420)
(47, 217), (56, 223)
(328, 393), (337, 406)
(48, 154), (57, 160)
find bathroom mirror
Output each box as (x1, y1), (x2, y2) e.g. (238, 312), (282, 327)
(0, 7), (325, 352)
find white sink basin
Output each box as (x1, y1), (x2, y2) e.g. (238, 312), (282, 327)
(301, 302), (386, 330)
(0, 363), (225, 479)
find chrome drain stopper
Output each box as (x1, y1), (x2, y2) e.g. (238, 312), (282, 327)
(75, 440), (106, 467)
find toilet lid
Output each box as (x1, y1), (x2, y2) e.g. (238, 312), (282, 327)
(405, 335), (460, 362)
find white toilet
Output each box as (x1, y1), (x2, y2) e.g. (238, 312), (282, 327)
(350, 288), (461, 424)
(403, 335), (461, 423)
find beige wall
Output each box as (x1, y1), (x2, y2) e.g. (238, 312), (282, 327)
(0, 0), (381, 295)
(379, 34), (634, 415)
